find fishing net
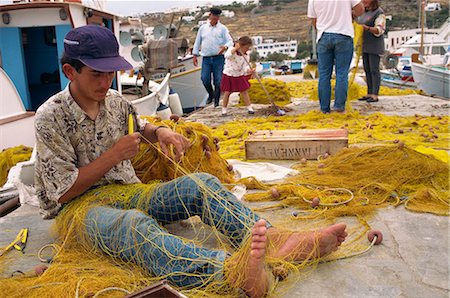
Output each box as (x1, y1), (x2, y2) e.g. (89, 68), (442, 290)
(246, 78), (291, 106)
(133, 118), (235, 184)
(0, 114), (448, 297)
(245, 145), (449, 216)
(287, 80), (419, 101)
(211, 110), (449, 160)
(0, 145), (33, 187)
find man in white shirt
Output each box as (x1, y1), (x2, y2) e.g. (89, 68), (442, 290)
(308, 0), (364, 113)
(192, 7), (234, 107)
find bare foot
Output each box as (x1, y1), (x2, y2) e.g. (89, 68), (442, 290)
(226, 219), (270, 298)
(269, 223), (347, 261)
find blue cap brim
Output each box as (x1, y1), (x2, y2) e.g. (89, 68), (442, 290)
(80, 55), (133, 72)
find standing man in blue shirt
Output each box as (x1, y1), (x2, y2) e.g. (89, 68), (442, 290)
(193, 7), (234, 107)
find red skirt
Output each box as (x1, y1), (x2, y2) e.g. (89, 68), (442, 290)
(220, 74), (251, 92)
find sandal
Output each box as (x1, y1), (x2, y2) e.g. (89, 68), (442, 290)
(366, 98), (379, 103)
(357, 96), (371, 101)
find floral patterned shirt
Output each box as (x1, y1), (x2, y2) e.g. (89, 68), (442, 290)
(35, 85), (147, 219)
(223, 47), (251, 77)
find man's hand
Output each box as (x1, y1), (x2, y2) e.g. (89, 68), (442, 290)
(218, 45), (227, 55)
(193, 55), (198, 67)
(111, 133), (141, 161)
(156, 128), (191, 161)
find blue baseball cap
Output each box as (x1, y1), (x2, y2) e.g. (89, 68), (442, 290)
(63, 25), (132, 72)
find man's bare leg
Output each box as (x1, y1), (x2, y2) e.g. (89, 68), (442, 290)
(268, 223), (348, 261)
(227, 219), (270, 298)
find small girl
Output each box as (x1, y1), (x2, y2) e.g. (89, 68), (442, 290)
(220, 36), (255, 116)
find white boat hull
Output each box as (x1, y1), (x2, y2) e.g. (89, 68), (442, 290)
(0, 68), (35, 150)
(411, 63), (450, 99)
(169, 67), (208, 112)
(122, 56), (208, 112)
(130, 73), (170, 116)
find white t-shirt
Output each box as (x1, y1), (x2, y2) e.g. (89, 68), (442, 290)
(307, 0), (361, 42)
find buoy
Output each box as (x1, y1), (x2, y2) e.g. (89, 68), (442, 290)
(300, 158), (307, 164)
(367, 230), (383, 245)
(271, 188), (280, 199)
(156, 103), (172, 120)
(168, 91), (183, 116)
(169, 114), (180, 122)
(311, 197), (320, 207)
(292, 211), (298, 217)
(34, 265), (48, 276)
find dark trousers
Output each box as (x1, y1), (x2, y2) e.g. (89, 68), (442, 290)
(363, 53), (381, 96)
(201, 55), (225, 106)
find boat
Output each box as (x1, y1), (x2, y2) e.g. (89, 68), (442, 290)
(119, 20), (208, 114)
(0, 68), (35, 150)
(0, 0), (170, 125)
(0, 0), (171, 212)
(411, 62), (449, 98)
(380, 56), (417, 89)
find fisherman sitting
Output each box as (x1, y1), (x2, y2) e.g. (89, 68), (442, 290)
(35, 25), (347, 297)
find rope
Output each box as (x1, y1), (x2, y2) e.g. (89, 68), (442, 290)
(93, 287), (131, 297)
(37, 244), (60, 263)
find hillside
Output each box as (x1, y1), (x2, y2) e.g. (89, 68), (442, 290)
(138, 0), (449, 53)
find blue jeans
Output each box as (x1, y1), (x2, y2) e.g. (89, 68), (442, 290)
(317, 33), (354, 112)
(84, 173), (265, 288)
(201, 55), (225, 106)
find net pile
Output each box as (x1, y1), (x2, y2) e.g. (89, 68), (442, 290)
(0, 145), (33, 187)
(287, 80), (419, 101)
(211, 111), (449, 160)
(0, 118), (448, 297)
(1, 120), (345, 298)
(246, 78), (291, 106)
(134, 118), (235, 184)
(245, 145), (449, 216)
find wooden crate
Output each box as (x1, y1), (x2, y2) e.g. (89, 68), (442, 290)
(245, 129), (348, 160)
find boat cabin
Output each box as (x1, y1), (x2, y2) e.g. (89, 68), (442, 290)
(0, 0), (122, 112)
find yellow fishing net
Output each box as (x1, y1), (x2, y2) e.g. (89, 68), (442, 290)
(0, 115), (448, 297)
(211, 111), (449, 160)
(133, 118), (235, 184)
(287, 81), (419, 101)
(0, 145), (33, 187)
(246, 78), (291, 106)
(245, 145), (449, 216)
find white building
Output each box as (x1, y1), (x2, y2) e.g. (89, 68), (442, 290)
(385, 28), (422, 52)
(251, 36), (298, 58)
(182, 16), (196, 23)
(386, 18), (450, 52)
